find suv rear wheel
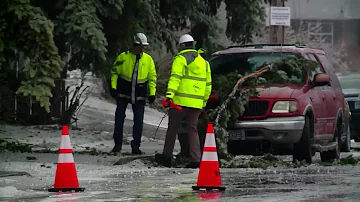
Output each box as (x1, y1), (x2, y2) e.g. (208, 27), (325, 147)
(320, 120), (341, 162)
(293, 116), (313, 164)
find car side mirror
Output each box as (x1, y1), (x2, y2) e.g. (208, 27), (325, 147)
(312, 73), (330, 87)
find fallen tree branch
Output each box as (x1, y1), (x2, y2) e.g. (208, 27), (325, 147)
(209, 63), (272, 160)
(214, 64), (272, 126)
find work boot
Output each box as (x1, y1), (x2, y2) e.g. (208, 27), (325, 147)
(175, 153), (190, 165)
(132, 148), (144, 155)
(111, 145), (122, 153)
(185, 162), (200, 169)
(155, 153), (172, 167)
(176, 152), (190, 158)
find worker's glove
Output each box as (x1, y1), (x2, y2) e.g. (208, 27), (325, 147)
(148, 95), (155, 104)
(110, 88), (118, 99)
(162, 98), (172, 108)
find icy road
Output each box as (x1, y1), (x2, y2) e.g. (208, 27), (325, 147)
(2, 151), (360, 201)
(1, 77), (360, 201)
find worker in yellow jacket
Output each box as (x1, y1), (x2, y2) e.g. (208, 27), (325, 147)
(155, 34), (212, 168)
(110, 33), (157, 155)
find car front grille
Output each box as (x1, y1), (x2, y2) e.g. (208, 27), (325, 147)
(242, 100), (269, 117)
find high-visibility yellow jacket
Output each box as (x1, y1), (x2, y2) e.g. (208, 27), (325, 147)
(166, 49), (212, 109)
(111, 51), (157, 104)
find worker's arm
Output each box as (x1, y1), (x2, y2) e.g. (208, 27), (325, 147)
(147, 56), (157, 96)
(110, 53), (125, 90)
(203, 61), (212, 107)
(165, 56), (185, 99)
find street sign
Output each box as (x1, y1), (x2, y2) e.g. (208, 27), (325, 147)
(270, 6), (291, 26)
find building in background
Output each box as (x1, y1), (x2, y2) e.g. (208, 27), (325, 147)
(285, 0), (360, 72)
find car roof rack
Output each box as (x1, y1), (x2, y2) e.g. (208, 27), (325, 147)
(227, 43), (307, 49)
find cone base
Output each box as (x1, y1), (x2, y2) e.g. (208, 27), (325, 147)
(48, 187), (85, 192)
(192, 186), (226, 191)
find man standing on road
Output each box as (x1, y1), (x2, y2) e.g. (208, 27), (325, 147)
(110, 33), (157, 155)
(177, 91), (220, 158)
(155, 34), (212, 168)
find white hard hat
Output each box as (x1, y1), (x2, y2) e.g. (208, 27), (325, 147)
(178, 34), (195, 45)
(134, 33), (149, 46)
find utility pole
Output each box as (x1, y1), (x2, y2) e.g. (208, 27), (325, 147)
(269, 0), (285, 44)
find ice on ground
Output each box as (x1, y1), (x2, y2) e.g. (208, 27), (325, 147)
(0, 124), (178, 155)
(66, 70), (168, 129)
(80, 96), (168, 129)
(0, 186), (19, 198)
(0, 124), (113, 151)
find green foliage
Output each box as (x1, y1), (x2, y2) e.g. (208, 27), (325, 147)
(158, 0), (268, 55)
(224, 0), (268, 43)
(1, 0), (269, 115)
(0, 0), (62, 112)
(209, 57), (318, 161)
(222, 154), (308, 169)
(0, 139), (33, 153)
(60, 0), (108, 71)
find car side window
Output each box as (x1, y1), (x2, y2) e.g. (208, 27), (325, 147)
(317, 54), (334, 73)
(317, 54), (342, 89)
(306, 53), (324, 81)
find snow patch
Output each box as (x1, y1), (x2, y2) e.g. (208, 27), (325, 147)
(80, 96), (168, 129)
(127, 159), (146, 168)
(39, 191), (110, 202)
(0, 186), (19, 197)
(65, 70), (168, 129)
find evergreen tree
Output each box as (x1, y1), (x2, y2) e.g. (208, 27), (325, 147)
(0, 0), (269, 114)
(0, 0), (62, 113)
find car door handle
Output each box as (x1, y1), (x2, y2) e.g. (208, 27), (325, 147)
(322, 96), (326, 101)
(333, 95), (336, 100)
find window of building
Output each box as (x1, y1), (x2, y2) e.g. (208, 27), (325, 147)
(307, 21), (334, 44)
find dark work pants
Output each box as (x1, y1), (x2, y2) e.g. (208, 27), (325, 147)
(178, 117), (208, 157)
(163, 107), (202, 162)
(113, 101), (145, 149)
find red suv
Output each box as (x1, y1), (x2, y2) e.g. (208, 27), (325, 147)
(209, 44), (350, 164)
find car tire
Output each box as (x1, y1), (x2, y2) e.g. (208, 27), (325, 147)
(320, 121), (341, 162)
(293, 116), (312, 164)
(341, 125), (351, 152)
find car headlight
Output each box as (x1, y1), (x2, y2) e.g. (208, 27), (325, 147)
(272, 101), (298, 113)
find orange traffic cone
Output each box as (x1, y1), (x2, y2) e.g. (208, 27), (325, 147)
(48, 125), (85, 192)
(192, 123), (226, 191)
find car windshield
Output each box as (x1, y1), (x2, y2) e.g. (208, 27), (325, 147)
(338, 74), (360, 92)
(209, 52), (301, 80)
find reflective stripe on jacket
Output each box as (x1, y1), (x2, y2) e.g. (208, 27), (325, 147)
(111, 51), (157, 104)
(166, 49), (212, 109)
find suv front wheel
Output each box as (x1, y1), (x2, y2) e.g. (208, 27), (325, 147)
(293, 116), (313, 164)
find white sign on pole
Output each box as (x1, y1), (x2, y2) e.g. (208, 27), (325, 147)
(270, 6), (291, 26)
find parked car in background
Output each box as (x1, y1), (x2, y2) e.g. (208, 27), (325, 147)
(338, 73), (360, 142)
(208, 44), (350, 164)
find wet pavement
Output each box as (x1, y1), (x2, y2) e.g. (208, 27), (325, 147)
(2, 150), (360, 201)
(2, 98), (360, 201)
